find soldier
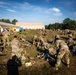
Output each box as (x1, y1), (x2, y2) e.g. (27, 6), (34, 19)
(67, 34), (74, 47)
(18, 32), (26, 42)
(10, 35), (21, 58)
(36, 36), (45, 47)
(33, 32), (47, 46)
(2, 29), (10, 47)
(21, 34), (26, 42)
(55, 35), (70, 70)
(32, 35), (38, 45)
(37, 36), (51, 51)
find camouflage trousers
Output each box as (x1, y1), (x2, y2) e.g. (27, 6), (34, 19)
(2, 38), (9, 47)
(11, 45), (21, 58)
(55, 48), (70, 68)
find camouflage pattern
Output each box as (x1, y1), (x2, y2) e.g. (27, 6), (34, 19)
(2, 30), (10, 47)
(35, 35), (51, 51)
(10, 37), (21, 58)
(32, 35), (38, 45)
(64, 29), (70, 35)
(19, 33), (26, 42)
(55, 35), (60, 39)
(22, 34), (26, 42)
(48, 47), (57, 55)
(2, 29), (10, 47)
(67, 38), (74, 46)
(67, 34), (74, 46)
(52, 34), (60, 44)
(55, 39), (70, 70)
(38, 36), (45, 44)
(33, 30), (47, 45)
(68, 34), (73, 38)
(36, 36), (46, 48)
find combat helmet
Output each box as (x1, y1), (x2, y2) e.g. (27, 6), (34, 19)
(55, 34), (60, 39)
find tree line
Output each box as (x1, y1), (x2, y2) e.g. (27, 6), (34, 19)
(0, 18), (76, 30)
(45, 18), (76, 30)
(0, 19), (18, 25)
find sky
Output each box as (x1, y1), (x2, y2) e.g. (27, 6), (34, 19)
(0, 0), (76, 25)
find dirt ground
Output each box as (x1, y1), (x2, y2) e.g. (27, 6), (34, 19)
(0, 29), (76, 75)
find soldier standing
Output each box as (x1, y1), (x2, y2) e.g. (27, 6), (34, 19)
(10, 36), (21, 58)
(2, 29), (10, 47)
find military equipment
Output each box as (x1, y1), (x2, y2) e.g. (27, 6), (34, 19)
(0, 38), (4, 52)
(72, 44), (76, 55)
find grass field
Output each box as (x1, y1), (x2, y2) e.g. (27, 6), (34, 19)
(0, 29), (76, 75)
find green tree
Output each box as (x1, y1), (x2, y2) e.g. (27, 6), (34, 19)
(70, 20), (76, 30)
(63, 18), (71, 24)
(1, 19), (5, 22)
(54, 23), (60, 29)
(0, 19), (11, 23)
(45, 25), (48, 29)
(63, 18), (76, 30)
(5, 19), (11, 23)
(12, 19), (18, 25)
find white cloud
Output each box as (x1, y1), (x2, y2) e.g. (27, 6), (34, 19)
(2, 1), (62, 16)
(19, 2), (62, 16)
(6, 9), (16, 12)
(45, 7), (62, 16)
(49, 7), (60, 13)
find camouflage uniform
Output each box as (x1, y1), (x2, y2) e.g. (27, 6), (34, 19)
(10, 36), (21, 58)
(36, 36), (51, 51)
(2, 29), (10, 47)
(48, 47), (57, 55)
(67, 34), (74, 46)
(19, 32), (26, 42)
(37, 36), (45, 47)
(32, 35), (38, 45)
(22, 34), (26, 42)
(55, 39), (70, 70)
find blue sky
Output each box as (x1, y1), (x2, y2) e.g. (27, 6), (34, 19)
(0, 0), (76, 25)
